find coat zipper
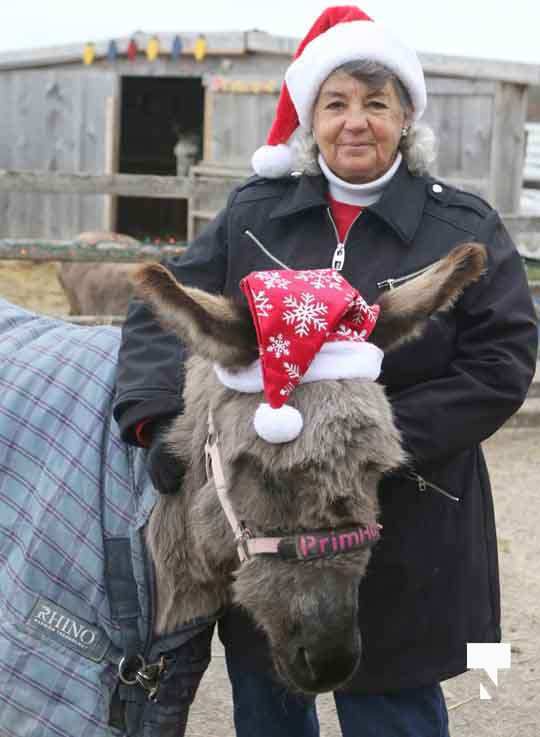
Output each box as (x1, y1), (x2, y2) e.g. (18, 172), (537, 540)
(377, 263), (434, 291)
(407, 472), (460, 503)
(244, 230), (291, 269)
(245, 205), (363, 273)
(326, 208), (363, 272)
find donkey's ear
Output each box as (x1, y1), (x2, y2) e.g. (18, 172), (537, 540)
(132, 264), (258, 368)
(369, 243), (487, 353)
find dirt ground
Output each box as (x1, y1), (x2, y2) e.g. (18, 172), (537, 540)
(2, 264), (538, 736)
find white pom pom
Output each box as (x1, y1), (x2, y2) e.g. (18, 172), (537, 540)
(251, 144), (294, 178)
(253, 403), (303, 443)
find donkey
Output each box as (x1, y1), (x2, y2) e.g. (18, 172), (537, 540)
(134, 243), (486, 695)
(57, 232), (139, 316)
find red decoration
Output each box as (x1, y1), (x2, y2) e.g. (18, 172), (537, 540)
(127, 38), (138, 61)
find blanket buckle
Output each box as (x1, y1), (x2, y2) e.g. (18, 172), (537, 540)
(118, 654), (168, 702)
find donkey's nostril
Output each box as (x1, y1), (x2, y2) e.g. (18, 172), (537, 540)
(296, 646), (315, 679)
(289, 643), (360, 693)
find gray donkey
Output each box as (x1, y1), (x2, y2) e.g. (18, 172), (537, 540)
(134, 243), (486, 695)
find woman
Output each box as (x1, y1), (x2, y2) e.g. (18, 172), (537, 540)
(114, 6), (538, 736)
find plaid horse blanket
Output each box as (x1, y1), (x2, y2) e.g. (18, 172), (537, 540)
(0, 300), (214, 737)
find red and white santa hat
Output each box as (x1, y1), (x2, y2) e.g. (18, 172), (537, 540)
(214, 268), (383, 443)
(252, 5), (427, 179)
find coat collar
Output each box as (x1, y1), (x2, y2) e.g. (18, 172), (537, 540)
(268, 173), (328, 220)
(269, 161), (426, 245)
(368, 161), (426, 244)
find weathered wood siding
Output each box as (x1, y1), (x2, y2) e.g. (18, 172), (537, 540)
(423, 78), (495, 195)
(0, 67), (116, 238)
(205, 86), (278, 165)
(203, 73), (528, 212)
(0, 41), (537, 239)
(0, 52), (291, 240)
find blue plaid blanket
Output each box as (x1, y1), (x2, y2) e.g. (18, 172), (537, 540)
(0, 300), (213, 737)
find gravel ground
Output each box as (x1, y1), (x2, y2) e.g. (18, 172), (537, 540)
(186, 428), (540, 737)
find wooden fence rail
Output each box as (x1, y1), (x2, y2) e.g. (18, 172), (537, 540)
(0, 238), (186, 262)
(1, 168), (540, 242)
(1, 168), (538, 328)
(0, 169), (237, 200)
(0, 168), (539, 238)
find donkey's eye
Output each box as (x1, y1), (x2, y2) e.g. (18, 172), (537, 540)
(263, 473), (288, 497)
(330, 497), (351, 518)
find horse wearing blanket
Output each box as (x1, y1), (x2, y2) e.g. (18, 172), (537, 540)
(0, 243), (485, 735)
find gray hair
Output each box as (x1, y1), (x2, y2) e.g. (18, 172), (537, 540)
(293, 60), (437, 176)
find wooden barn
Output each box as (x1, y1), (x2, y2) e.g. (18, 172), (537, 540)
(0, 31), (539, 242)
(0, 31), (295, 241)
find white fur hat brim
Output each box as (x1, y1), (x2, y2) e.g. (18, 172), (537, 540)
(214, 341), (384, 444)
(285, 20), (426, 126)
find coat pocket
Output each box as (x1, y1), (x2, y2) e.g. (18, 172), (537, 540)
(358, 475), (463, 651)
(382, 310), (457, 387)
(376, 262), (436, 291)
(405, 472), (460, 502)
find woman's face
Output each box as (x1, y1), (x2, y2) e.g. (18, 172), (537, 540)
(312, 70), (410, 183)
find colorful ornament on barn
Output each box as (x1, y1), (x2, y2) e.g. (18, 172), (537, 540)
(127, 38), (138, 61)
(171, 35), (182, 60)
(82, 42), (96, 66)
(146, 36), (160, 61)
(193, 35), (207, 62)
(107, 40), (118, 62)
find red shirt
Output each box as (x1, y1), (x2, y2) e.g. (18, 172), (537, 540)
(327, 194), (363, 242)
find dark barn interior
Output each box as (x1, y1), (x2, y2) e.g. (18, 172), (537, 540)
(116, 75), (204, 242)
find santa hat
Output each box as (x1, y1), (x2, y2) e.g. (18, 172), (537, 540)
(252, 5), (427, 178)
(214, 268), (383, 443)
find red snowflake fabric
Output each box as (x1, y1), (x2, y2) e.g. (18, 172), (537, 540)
(240, 268), (379, 409)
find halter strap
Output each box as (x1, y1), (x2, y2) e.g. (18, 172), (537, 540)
(204, 410), (381, 564)
(205, 410), (253, 562)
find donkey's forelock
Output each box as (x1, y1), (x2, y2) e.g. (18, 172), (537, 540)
(133, 263), (258, 368)
(208, 372), (405, 480)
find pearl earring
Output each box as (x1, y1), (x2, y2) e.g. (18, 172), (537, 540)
(401, 127), (410, 138)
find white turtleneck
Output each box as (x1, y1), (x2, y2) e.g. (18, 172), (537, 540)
(318, 151), (402, 207)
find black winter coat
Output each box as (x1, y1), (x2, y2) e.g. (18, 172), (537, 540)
(113, 162), (538, 693)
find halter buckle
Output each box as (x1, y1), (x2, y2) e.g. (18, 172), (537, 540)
(235, 524), (253, 562)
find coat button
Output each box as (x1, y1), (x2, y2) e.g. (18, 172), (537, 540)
(432, 183), (443, 193)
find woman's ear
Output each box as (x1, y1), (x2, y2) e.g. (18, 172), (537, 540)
(401, 111), (412, 137)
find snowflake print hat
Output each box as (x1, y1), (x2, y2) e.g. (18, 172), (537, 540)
(214, 268), (383, 443)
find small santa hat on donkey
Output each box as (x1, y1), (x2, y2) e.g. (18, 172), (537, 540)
(214, 268), (383, 443)
(252, 5), (427, 178)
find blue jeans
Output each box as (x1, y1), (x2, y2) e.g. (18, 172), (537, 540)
(225, 654), (450, 737)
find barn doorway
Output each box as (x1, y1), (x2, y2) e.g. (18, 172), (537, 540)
(116, 76), (204, 243)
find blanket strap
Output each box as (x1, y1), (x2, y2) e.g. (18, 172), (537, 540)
(105, 537), (146, 735)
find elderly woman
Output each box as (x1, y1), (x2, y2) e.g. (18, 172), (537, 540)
(114, 6), (538, 737)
